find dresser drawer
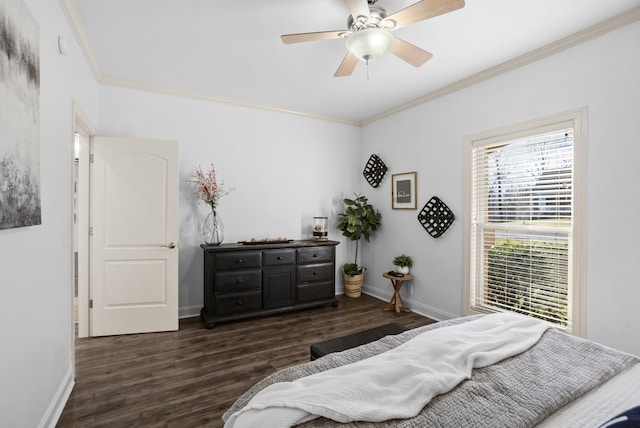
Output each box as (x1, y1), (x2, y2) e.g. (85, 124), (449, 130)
(215, 291), (262, 316)
(263, 249), (296, 266)
(214, 270), (261, 293)
(296, 282), (334, 302)
(214, 251), (261, 270)
(298, 263), (333, 284)
(297, 246), (334, 264)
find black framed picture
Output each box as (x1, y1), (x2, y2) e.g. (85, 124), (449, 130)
(392, 172), (417, 209)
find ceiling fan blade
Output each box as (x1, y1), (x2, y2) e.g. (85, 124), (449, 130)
(389, 37), (433, 67)
(344, 0), (370, 20)
(385, 0), (465, 30)
(334, 51), (359, 77)
(281, 30), (345, 44)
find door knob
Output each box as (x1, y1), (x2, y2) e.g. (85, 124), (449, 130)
(165, 242), (176, 249)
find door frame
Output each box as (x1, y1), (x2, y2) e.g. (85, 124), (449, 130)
(71, 101), (96, 342)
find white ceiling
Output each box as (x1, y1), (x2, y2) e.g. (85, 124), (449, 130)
(64, 0), (640, 125)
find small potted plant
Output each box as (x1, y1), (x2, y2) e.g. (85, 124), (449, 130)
(393, 254), (413, 275)
(336, 194), (382, 297)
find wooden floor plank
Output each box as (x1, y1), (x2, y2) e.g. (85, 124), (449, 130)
(57, 293), (435, 427)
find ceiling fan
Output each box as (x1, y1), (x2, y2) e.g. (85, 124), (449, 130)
(281, 0), (465, 77)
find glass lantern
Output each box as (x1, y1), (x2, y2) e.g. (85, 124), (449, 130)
(312, 216), (328, 241)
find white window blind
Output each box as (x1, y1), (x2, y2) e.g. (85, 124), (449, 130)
(469, 128), (574, 329)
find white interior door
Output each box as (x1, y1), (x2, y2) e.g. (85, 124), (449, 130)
(90, 136), (179, 336)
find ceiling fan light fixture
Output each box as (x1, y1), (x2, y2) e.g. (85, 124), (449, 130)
(346, 27), (393, 62)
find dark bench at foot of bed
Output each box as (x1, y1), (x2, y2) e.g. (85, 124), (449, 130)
(310, 323), (409, 361)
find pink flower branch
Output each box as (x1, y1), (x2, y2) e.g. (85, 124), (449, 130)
(190, 164), (234, 209)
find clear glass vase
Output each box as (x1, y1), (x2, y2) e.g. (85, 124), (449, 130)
(203, 207), (224, 245)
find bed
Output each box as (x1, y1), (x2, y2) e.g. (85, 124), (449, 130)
(223, 314), (640, 427)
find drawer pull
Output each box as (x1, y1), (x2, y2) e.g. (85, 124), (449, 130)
(236, 259), (243, 264)
(235, 279), (243, 284)
(313, 254), (318, 258)
(277, 256), (283, 260)
(236, 300), (243, 306)
(312, 271), (317, 275)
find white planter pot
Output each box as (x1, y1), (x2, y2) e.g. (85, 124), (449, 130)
(396, 266), (410, 275)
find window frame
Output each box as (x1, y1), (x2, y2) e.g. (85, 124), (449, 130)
(463, 108), (587, 337)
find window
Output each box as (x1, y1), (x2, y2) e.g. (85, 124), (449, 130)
(464, 109), (586, 336)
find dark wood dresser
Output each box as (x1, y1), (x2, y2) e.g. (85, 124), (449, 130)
(200, 240), (339, 328)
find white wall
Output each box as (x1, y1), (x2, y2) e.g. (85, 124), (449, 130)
(97, 86), (362, 316)
(361, 21), (640, 356)
(0, 0), (98, 427)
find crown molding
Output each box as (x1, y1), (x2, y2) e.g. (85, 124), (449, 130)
(58, 0), (639, 127)
(99, 76), (361, 126)
(362, 6), (640, 125)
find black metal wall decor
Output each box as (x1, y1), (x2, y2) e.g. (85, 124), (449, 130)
(418, 196), (455, 238)
(362, 154), (387, 188)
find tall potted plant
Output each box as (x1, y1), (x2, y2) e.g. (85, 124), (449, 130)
(336, 194), (382, 297)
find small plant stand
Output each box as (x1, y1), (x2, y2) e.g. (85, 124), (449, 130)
(383, 272), (413, 314)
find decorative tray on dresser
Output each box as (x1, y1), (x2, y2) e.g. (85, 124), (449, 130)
(200, 240), (339, 328)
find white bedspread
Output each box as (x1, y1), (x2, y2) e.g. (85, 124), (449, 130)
(224, 312), (551, 428)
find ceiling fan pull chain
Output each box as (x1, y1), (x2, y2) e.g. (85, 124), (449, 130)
(366, 57), (370, 80)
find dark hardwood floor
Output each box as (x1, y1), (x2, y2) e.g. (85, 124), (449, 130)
(58, 293), (436, 427)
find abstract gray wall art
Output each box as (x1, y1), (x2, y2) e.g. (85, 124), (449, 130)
(0, 0), (41, 230)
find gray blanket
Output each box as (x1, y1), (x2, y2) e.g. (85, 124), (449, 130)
(223, 316), (638, 427)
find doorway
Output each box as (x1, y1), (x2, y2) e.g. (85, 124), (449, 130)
(71, 102), (95, 340)
(70, 104), (180, 340)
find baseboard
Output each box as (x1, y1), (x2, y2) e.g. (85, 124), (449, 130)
(362, 284), (457, 323)
(177, 287), (458, 323)
(404, 298), (457, 322)
(39, 367), (75, 428)
(179, 304), (202, 319)
(362, 284), (394, 305)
